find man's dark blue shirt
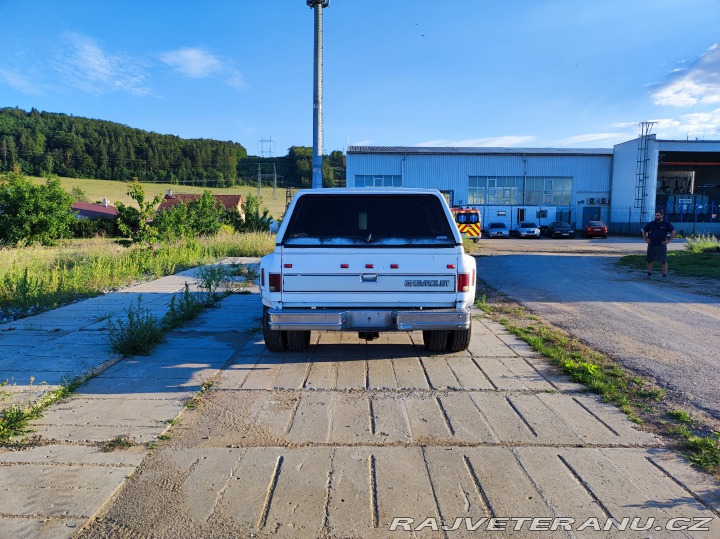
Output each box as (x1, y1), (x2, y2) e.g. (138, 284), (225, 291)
(643, 220), (675, 246)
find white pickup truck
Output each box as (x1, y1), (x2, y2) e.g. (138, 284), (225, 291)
(259, 188), (477, 353)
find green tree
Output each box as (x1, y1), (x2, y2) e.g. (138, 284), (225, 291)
(0, 169), (76, 245)
(115, 179), (162, 245)
(188, 191), (224, 236)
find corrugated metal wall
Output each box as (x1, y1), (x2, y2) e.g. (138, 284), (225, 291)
(347, 151), (612, 203)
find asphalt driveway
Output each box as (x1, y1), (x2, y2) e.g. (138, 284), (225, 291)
(475, 236), (720, 423)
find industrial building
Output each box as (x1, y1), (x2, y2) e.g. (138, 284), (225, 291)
(346, 133), (720, 235)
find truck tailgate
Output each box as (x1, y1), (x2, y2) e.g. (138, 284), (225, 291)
(279, 248), (459, 307)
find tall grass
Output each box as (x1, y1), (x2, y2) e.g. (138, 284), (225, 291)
(0, 232), (274, 319)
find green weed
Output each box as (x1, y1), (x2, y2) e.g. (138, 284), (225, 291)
(107, 295), (164, 356)
(0, 377), (83, 444)
(667, 409), (692, 423)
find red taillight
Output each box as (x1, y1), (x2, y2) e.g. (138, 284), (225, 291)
(269, 273), (282, 292)
(457, 270), (476, 292)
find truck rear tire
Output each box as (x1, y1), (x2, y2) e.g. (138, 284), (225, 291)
(423, 330), (448, 352)
(263, 306), (287, 352)
(447, 325), (472, 353)
(287, 330), (311, 351)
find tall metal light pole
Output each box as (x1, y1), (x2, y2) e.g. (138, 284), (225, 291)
(307, 0), (329, 189)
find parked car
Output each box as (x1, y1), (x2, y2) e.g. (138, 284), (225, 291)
(514, 221), (541, 238)
(546, 221), (576, 238)
(486, 222), (510, 238)
(582, 220), (608, 238)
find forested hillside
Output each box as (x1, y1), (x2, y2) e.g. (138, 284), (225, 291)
(0, 107), (345, 188)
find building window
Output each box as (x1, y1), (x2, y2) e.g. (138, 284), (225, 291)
(469, 176), (572, 206)
(355, 175), (402, 187)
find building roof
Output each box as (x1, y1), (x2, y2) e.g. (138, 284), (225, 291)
(71, 202), (118, 219)
(157, 193), (244, 213)
(347, 146), (613, 156)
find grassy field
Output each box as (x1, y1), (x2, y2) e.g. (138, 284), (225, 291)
(617, 234), (720, 279)
(29, 176), (292, 222)
(0, 232), (275, 320)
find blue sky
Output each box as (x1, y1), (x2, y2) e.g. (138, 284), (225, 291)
(1, 0), (719, 156)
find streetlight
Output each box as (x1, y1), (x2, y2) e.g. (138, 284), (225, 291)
(307, 0), (329, 189)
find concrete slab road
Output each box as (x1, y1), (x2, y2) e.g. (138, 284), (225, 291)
(0, 268), (718, 538)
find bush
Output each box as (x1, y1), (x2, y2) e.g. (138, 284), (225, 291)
(71, 217), (117, 238)
(685, 233), (719, 254)
(0, 170), (76, 245)
(229, 194), (274, 233)
(153, 191), (224, 241)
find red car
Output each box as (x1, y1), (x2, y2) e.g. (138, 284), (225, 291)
(582, 220), (608, 238)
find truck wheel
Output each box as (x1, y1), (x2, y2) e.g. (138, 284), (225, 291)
(447, 324), (472, 353)
(423, 330), (448, 352)
(287, 330), (311, 351)
(263, 306), (287, 352)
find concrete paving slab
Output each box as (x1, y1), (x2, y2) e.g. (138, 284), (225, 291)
(445, 355), (495, 390)
(0, 465), (129, 517)
(31, 424), (170, 445)
(392, 355), (431, 389)
(0, 517), (87, 539)
(335, 358), (366, 390)
(367, 357), (400, 389)
(554, 448), (718, 538)
(34, 397), (186, 428)
(0, 445), (146, 467)
(421, 355), (463, 389)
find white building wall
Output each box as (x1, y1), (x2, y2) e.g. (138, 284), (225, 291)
(611, 136), (659, 227)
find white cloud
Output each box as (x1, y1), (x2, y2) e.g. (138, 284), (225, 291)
(56, 33), (150, 95)
(158, 47), (244, 89)
(0, 68), (37, 94)
(654, 108), (720, 138)
(417, 136), (536, 147)
(159, 47), (222, 78)
(651, 43), (720, 107)
(616, 109), (720, 140)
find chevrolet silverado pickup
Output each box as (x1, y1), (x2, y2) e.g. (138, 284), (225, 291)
(259, 188), (477, 353)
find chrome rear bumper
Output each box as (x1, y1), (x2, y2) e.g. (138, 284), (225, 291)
(268, 308), (471, 332)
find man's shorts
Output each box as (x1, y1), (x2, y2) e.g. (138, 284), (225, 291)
(647, 244), (668, 263)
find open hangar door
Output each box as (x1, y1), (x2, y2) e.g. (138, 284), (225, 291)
(657, 150), (720, 221)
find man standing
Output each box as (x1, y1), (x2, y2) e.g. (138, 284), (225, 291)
(642, 210), (676, 278)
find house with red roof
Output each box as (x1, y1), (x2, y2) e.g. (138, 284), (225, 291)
(71, 199), (119, 220)
(157, 191), (245, 219)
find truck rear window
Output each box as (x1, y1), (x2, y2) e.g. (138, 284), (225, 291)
(282, 194), (457, 247)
